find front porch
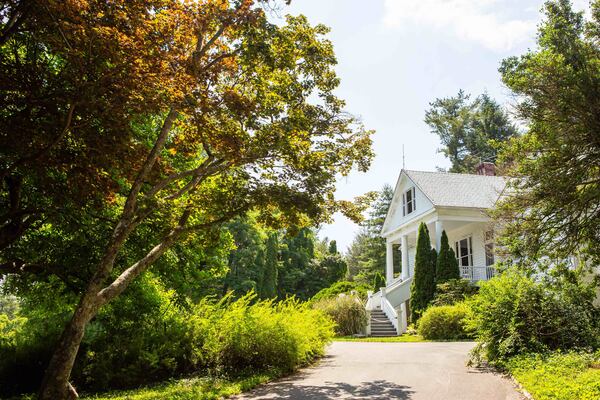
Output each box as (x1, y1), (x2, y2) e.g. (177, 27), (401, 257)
(384, 208), (496, 287)
(366, 208), (496, 336)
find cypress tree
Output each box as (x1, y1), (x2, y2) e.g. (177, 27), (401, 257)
(260, 233), (279, 298)
(435, 230), (460, 283)
(410, 222), (436, 321)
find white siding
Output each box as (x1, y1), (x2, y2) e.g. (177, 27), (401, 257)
(445, 222), (487, 268)
(384, 174), (434, 235)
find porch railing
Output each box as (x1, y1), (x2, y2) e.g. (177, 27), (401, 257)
(460, 266), (496, 282)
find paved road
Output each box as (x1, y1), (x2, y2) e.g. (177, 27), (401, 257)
(235, 341), (523, 400)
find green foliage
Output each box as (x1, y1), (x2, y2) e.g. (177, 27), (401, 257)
(496, 0), (600, 266)
(311, 281), (370, 302)
(372, 272), (386, 291)
(347, 185), (396, 284)
(312, 295), (367, 336)
(0, 280), (334, 397)
(435, 231), (459, 284)
(191, 293), (334, 375)
(507, 351), (600, 400)
(425, 91), (518, 173)
(410, 223), (437, 321)
(468, 270), (600, 363)
(417, 303), (472, 340)
(432, 279), (477, 306)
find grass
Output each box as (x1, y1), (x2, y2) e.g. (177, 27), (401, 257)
(507, 351), (600, 400)
(333, 334), (427, 342)
(80, 373), (278, 400)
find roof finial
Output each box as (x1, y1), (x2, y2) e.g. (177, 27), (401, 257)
(402, 144), (405, 170)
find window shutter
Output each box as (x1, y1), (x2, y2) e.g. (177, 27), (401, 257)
(412, 187), (416, 210)
(402, 192), (406, 216)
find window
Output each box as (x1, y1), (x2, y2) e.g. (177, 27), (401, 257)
(402, 187), (416, 216)
(484, 231), (494, 266)
(455, 237), (473, 267)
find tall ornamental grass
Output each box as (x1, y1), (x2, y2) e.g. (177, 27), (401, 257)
(312, 295), (367, 336)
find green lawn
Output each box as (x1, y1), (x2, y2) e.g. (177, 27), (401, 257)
(507, 352), (600, 400)
(81, 373), (276, 400)
(333, 334), (427, 342)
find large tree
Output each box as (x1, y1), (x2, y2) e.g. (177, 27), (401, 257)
(425, 91), (518, 173)
(495, 0), (600, 269)
(0, 1), (373, 398)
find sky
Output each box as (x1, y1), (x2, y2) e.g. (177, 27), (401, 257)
(277, 0), (591, 252)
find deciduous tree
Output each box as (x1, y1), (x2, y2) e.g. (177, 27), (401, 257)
(0, 1), (373, 398)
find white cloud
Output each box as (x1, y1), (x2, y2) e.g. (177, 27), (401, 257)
(382, 0), (538, 52)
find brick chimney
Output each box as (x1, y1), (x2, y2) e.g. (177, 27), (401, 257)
(476, 162), (496, 176)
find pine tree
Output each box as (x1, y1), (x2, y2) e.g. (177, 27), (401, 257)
(435, 230), (460, 283)
(410, 223), (436, 321)
(260, 233), (279, 298)
(346, 185), (395, 283)
(372, 271), (386, 291)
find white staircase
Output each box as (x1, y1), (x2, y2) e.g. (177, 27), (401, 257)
(369, 307), (397, 336)
(366, 277), (412, 336)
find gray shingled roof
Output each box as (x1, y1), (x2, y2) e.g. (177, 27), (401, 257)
(404, 170), (507, 209)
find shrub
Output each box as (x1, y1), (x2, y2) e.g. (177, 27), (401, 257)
(417, 303), (472, 340)
(312, 295), (367, 336)
(311, 281), (370, 302)
(0, 282), (334, 397)
(191, 293), (334, 375)
(468, 270), (600, 363)
(432, 279), (477, 306)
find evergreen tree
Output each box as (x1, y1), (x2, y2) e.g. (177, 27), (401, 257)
(372, 272), (386, 291)
(328, 240), (338, 255)
(435, 230), (460, 283)
(410, 223), (436, 321)
(496, 0), (600, 268)
(425, 91), (518, 173)
(260, 234), (279, 299)
(346, 185), (396, 283)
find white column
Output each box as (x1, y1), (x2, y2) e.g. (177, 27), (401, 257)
(386, 240), (394, 285)
(435, 220), (444, 251)
(401, 234), (409, 280)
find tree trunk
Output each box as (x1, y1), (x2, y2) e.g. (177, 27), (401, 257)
(38, 287), (100, 400)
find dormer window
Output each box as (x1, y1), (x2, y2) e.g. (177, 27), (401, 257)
(402, 187), (416, 216)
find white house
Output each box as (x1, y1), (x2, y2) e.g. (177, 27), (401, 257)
(365, 164), (507, 336)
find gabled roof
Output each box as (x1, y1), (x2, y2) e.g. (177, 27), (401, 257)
(404, 170), (507, 209)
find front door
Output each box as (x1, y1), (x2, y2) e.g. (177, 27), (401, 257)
(455, 237), (473, 280)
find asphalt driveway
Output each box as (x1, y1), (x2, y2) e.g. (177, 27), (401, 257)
(235, 341), (523, 400)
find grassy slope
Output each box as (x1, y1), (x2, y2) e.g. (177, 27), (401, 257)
(507, 352), (600, 400)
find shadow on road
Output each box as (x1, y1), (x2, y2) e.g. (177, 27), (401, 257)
(240, 379), (414, 399)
